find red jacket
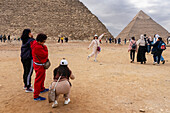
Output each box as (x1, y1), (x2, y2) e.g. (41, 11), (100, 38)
(31, 40), (48, 64)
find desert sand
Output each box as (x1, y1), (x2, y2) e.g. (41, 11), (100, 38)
(0, 41), (170, 113)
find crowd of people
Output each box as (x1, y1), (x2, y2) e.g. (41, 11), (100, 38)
(20, 29), (75, 108)
(128, 34), (166, 65)
(18, 28), (168, 109)
(0, 34), (20, 42)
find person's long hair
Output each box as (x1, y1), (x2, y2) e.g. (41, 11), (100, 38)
(53, 65), (71, 79)
(21, 29), (31, 44)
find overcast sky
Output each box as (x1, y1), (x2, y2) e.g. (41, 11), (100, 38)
(79, 0), (170, 37)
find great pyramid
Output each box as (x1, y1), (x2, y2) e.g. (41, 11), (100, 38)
(0, 0), (113, 40)
(116, 10), (169, 40)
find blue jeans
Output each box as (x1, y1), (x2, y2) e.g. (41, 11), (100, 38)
(160, 56), (164, 61)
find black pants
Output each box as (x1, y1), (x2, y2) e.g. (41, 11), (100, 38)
(130, 50), (135, 61)
(21, 58), (33, 89)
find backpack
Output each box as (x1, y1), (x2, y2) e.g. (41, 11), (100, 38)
(131, 42), (136, 50)
(158, 41), (166, 50)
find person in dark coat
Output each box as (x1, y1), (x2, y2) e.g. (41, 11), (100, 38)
(20, 29), (35, 92)
(151, 37), (165, 65)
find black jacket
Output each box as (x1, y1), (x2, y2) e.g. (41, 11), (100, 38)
(21, 38), (35, 59)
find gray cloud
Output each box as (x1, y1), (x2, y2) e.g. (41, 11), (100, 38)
(79, 0), (170, 37)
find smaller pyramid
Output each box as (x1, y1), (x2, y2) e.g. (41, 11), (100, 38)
(116, 10), (169, 40)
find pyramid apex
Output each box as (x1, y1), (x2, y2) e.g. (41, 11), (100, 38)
(133, 10), (151, 20)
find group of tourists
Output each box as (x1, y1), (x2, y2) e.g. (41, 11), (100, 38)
(58, 36), (69, 43)
(20, 29), (75, 108)
(0, 34), (20, 42)
(128, 34), (166, 65)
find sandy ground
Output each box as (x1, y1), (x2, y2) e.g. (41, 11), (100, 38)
(0, 41), (170, 113)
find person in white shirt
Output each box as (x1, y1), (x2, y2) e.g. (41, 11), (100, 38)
(87, 33), (105, 62)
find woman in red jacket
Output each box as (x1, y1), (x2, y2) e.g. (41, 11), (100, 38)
(31, 33), (49, 101)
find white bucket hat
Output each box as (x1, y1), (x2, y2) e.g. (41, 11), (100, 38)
(94, 34), (98, 37)
(60, 58), (68, 65)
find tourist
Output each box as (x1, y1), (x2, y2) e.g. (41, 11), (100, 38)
(61, 36), (64, 43)
(31, 33), (49, 101)
(3, 35), (6, 42)
(106, 37), (108, 43)
(20, 29), (34, 92)
(87, 33), (105, 62)
(137, 34), (147, 64)
(0, 35), (2, 42)
(124, 38), (127, 45)
(151, 37), (165, 65)
(128, 37), (137, 63)
(152, 34), (165, 64)
(8, 35), (11, 42)
(58, 37), (60, 43)
(109, 37), (112, 43)
(50, 58), (75, 108)
(118, 38), (121, 44)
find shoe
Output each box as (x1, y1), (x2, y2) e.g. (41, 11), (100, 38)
(52, 100), (58, 108)
(162, 60), (165, 64)
(130, 60), (133, 63)
(40, 88), (49, 93)
(153, 62), (157, 65)
(25, 87), (34, 93)
(94, 60), (97, 62)
(141, 62), (143, 64)
(87, 56), (90, 60)
(34, 96), (46, 101)
(23, 86), (27, 90)
(23, 84), (32, 90)
(64, 98), (70, 105)
(144, 61), (146, 64)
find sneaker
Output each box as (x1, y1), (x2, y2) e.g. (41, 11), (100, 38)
(64, 98), (71, 105)
(40, 88), (49, 93)
(23, 85), (32, 90)
(52, 100), (58, 108)
(34, 96), (46, 101)
(162, 60), (165, 64)
(25, 88), (34, 93)
(94, 60), (97, 62)
(87, 56), (90, 60)
(23, 86), (27, 90)
(153, 62), (157, 65)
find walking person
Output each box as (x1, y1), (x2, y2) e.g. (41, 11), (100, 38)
(50, 58), (75, 108)
(87, 33), (105, 62)
(137, 34), (147, 64)
(8, 35), (11, 42)
(128, 37), (137, 63)
(31, 33), (49, 101)
(20, 29), (34, 92)
(152, 34), (165, 64)
(0, 35), (2, 42)
(151, 37), (166, 65)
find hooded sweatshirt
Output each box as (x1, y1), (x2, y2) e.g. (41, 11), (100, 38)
(30, 40), (48, 64)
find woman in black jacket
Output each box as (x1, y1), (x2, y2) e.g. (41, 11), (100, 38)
(20, 29), (35, 92)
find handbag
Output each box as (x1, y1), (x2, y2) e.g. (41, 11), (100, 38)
(48, 76), (61, 103)
(35, 55), (51, 69)
(95, 40), (101, 52)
